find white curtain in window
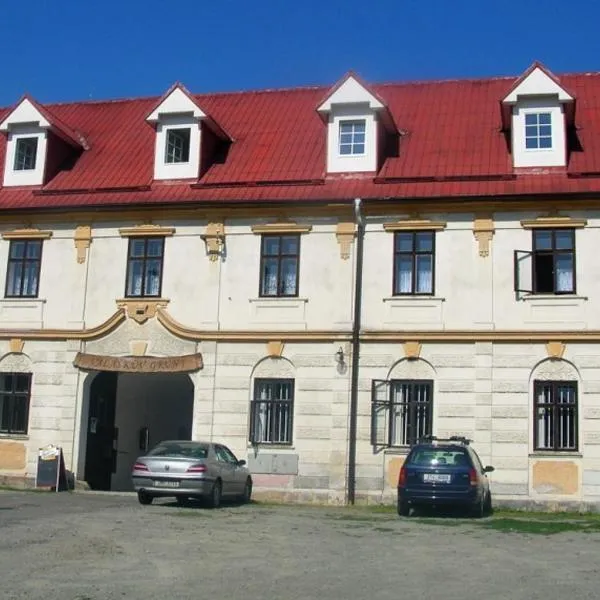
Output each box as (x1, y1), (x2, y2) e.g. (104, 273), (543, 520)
(397, 256), (412, 293)
(555, 255), (573, 293)
(390, 384), (409, 446)
(416, 255), (433, 293)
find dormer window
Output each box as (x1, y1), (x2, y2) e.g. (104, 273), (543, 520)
(317, 73), (397, 174)
(501, 63), (575, 169)
(525, 113), (552, 149)
(146, 83), (230, 181)
(165, 128), (191, 164)
(0, 96), (86, 187)
(14, 137), (38, 171)
(339, 120), (366, 155)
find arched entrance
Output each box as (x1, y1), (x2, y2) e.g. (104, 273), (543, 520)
(83, 371), (194, 491)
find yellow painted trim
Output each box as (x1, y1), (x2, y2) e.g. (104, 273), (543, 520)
(472, 216), (495, 257)
(0, 306), (600, 344)
(520, 216), (587, 229)
(383, 219), (447, 232)
(200, 222), (225, 261)
(74, 225), (92, 264)
(0, 310), (125, 341)
(336, 222), (356, 260)
(118, 224), (175, 237)
(2, 228), (53, 240)
(546, 341), (566, 358)
(116, 298), (170, 324)
(251, 221), (312, 234)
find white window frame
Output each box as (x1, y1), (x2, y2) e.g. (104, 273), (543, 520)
(338, 119), (366, 157)
(524, 111), (553, 152)
(3, 126), (47, 187)
(164, 127), (191, 165)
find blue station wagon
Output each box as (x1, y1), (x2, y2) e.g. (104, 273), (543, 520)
(397, 436), (494, 517)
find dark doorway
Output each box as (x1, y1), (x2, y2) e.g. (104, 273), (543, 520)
(82, 371), (195, 491)
(84, 372), (118, 491)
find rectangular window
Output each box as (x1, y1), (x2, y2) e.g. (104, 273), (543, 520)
(0, 373), (32, 435)
(259, 235), (299, 297)
(393, 231), (434, 295)
(165, 128), (191, 164)
(250, 379), (294, 445)
(339, 120), (366, 155)
(14, 137), (38, 171)
(371, 380), (433, 447)
(534, 380), (578, 451)
(533, 229), (575, 294)
(5, 240), (42, 298)
(125, 237), (164, 298)
(525, 112), (552, 149)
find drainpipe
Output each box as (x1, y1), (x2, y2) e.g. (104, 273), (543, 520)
(347, 197), (365, 505)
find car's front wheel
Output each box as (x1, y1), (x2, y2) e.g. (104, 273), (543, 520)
(472, 495), (486, 518)
(138, 491), (153, 505)
(242, 478), (252, 504)
(483, 491), (492, 516)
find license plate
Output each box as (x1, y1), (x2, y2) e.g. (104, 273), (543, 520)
(154, 480), (180, 488)
(423, 473), (451, 484)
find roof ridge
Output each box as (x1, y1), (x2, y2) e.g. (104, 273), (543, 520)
(5, 69), (600, 111)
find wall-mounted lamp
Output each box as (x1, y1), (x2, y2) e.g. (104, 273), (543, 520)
(335, 346), (345, 365)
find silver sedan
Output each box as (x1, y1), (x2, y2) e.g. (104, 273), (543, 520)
(131, 440), (252, 508)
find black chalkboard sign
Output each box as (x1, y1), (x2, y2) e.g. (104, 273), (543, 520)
(35, 446), (68, 491)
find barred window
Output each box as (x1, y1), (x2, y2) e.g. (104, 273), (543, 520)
(250, 378), (294, 445)
(371, 380), (432, 447)
(534, 380), (578, 451)
(0, 373), (32, 435)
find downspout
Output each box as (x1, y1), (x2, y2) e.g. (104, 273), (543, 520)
(347, 197), (365, 505)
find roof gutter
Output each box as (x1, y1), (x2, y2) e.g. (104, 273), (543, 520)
(347, 197), (365, 505)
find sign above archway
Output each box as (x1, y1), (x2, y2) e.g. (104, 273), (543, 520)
(73, 352), (203, 373)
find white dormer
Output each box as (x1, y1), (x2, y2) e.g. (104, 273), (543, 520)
(317, 73), (391, 174)
(0, 96), (86, 187)
(502, 63), (575, 169)
(0, 98), (51, 186)
(146, 84), (207, 180)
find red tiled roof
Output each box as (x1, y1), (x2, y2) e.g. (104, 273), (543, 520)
(2, 68), (600, 211)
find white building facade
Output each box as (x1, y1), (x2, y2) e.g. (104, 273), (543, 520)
(0, 65), (599, 507)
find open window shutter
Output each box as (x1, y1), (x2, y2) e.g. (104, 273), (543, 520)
(371, 379), (390, 446)
(514, 250), (533, 295)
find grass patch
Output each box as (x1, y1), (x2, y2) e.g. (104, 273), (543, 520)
(493, 508), (600, 522)
(483, 517), (600, 535)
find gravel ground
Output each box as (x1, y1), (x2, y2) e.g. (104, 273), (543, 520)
(1, 490), (600, 600)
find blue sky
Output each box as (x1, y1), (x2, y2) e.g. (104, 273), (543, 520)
(1, 0), (598, 105)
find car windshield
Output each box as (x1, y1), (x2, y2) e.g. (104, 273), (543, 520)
(147, 442), (208, 459)
(408, 447), (470, 467)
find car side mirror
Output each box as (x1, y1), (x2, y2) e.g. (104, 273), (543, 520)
(483, 466), (495, 473)
(237, 459), (246, 467)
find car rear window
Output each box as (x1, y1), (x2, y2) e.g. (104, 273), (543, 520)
(148, 442), (208, 459)
(407, 447), (470, 467)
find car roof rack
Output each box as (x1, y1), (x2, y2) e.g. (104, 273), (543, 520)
(416, 435), (471, 446)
